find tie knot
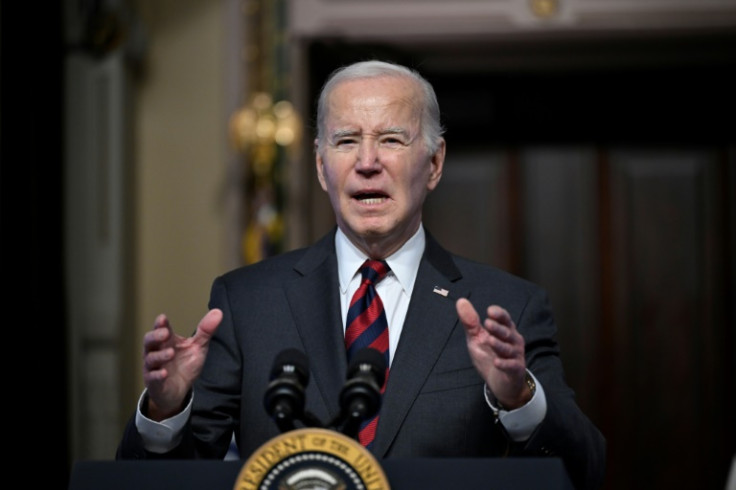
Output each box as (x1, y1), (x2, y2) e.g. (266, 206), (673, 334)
(360, 259), (390, 285)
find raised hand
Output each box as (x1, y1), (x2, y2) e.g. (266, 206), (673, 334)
(456, 298), (531, 409)
(142, 308), (223, 420)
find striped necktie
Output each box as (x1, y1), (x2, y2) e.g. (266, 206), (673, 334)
(344, 259), (390, 448)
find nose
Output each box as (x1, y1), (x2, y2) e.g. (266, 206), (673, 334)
(355, 140), (381, 174)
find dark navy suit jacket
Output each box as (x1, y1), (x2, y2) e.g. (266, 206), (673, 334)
(118, 228), (606, 489)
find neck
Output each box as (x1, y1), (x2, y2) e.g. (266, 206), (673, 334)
(342, 223), (422, 260)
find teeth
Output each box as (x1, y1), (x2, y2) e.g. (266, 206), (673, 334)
(359, 197), (385, 205)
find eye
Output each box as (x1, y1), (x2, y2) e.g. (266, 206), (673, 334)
(334, 137), (358, 149)
(381, 136), (405, 148)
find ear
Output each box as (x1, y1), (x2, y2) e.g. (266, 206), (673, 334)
(426, 138), (445, 191)
(315, 138), (328, 191)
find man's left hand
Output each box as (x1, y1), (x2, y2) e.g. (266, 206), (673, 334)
(456, 298), (531, 410)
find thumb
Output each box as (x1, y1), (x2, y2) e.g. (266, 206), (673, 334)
(456, 298), (481, 335)
(194, 308), (223, 345)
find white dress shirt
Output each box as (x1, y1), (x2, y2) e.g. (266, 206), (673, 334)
(335, 224), (424, 367)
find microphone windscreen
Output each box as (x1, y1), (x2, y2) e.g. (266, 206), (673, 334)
(270, 348), (309, 384)
(347, 347), (386, 386)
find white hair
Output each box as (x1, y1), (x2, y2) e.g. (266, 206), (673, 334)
(315, 60), (445, 153)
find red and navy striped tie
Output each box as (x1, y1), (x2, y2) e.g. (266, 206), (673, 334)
(344, 259), (390, 448)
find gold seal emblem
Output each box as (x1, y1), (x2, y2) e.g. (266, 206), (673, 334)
(233, 428), (391, 490)
(530, 0), (559, 18)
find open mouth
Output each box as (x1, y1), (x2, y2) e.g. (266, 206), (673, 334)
(354, 192), (388, 205)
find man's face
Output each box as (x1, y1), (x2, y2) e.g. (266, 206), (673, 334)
(316, 76), (445, 258)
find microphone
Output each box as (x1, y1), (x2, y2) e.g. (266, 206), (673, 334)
(336, 348), (387, 440)
(264, 348), (310, 433)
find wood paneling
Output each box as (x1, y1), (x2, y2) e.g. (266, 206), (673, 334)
(414, 146), (736, 489)
(600, 150), (734, 489)
(521, 148), (601, 414)
(424, 150), (515, 267)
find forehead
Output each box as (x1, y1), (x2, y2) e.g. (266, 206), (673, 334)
(325, 76), (422, 128)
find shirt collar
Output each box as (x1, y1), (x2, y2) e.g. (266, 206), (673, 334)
(336, 225), (426, 296)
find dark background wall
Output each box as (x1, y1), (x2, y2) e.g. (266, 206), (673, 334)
(1, 1), (69, 487)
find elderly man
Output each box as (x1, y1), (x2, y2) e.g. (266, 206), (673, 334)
(117, 60), (606, 490)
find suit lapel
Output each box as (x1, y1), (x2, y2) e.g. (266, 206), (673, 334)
(285, 230), (347, 424)
(283, 229), (468, 449)
(373, 234), (469, 456)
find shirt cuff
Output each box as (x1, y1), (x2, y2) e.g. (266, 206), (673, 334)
(484, 371), (547, 442)
(135, 389), (192, 453)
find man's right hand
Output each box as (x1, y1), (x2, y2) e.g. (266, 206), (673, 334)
(142, 308), (223, 421)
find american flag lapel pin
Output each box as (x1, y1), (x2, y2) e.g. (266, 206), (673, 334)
(432, 285), (449, 297)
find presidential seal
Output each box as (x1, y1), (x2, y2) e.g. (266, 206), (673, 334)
(233, 428), (390, 490)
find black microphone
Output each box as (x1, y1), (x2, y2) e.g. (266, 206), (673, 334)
(264, 348), (310, 433)
(336, 348), (387, 440)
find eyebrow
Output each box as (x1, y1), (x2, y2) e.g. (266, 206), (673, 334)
(380, 127), (410, 138)
(329, 129), (359, 140)
(329, 127), (410, 140)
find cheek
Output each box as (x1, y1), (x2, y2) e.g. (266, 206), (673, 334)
(319, 166), (344, 197)
(407, 168), (431, 196)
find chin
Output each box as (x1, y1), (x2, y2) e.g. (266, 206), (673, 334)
(356, 219), (393, 236)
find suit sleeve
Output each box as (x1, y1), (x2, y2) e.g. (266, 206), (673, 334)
(187, 276), (244, 458)
(511, 287), (607, 490)
(116, 276), (241, 460)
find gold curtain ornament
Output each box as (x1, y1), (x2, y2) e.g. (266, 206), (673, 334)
(229, 91), (301, 264)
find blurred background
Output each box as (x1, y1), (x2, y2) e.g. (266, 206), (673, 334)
(1, 0), (734, 488)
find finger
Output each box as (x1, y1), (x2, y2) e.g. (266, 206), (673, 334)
(152, 313), (171, 330)
(483, 305), (519, 341)
(483, 318), (516, 342)
(485, 320), (525, 353)
(146, 313), (172, 341)
(143, 368), (168, 385)
(144, 346), (175, 370)
(143, 328), (171, 355)
(486, 305), (514, 328)
(192, 308), (223, 347)
(488, 335), (522, 359)
(456, 298), (482, 334)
